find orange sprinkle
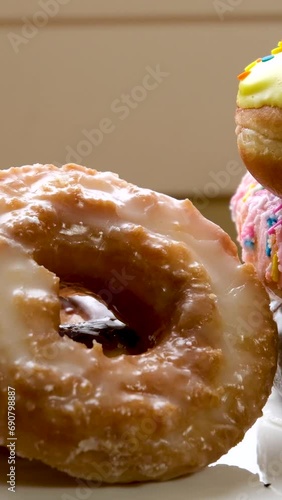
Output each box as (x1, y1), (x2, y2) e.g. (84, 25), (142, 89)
(237, 70), (251, 81)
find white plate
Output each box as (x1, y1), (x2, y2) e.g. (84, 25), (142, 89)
(1, 409), (282, 500)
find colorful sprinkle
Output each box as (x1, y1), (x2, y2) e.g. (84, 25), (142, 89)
(261, 55), (275, 62)
(242, 183), (256, 202)
(274, 203), (282, 214)
(242, 225), (255, 251)
(266, 217), (281, 258)
(271, 46), (282, 55)
(268, 219), (282, 235)
(237, 70), (251, 81)
(271, 253), (279, 282)
(245, 60), (259, 72)
(266, 242), (272, 257)
(267, 216), (278, 228)
(244, 239), (255, 249)
(237, 42), (282, 83)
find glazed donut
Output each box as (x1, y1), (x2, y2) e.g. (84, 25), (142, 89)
(0, 164), (277, 483)
(236, 41), (282, 197)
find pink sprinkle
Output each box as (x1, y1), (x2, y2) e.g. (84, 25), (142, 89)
(242, 227), (255, 240)
(274, 203), (282, 214)
(268, 219), (282, 235)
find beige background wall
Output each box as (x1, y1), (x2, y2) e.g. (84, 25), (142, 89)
(0, 0), (281, 207)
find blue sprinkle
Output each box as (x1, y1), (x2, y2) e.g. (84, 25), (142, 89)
(244, 239), (255, 249)
(267, 216), (278, 227)
(266, 243), (272, 257)
(262, 55), (274, 62)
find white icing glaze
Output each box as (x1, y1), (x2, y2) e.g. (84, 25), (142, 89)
(0, 243), (56, 362)
(0, 164), (277, 483)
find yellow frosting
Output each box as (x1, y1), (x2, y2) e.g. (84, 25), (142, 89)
(237, 42), (282, 109)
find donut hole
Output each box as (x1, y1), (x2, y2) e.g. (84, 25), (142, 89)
(28, 224), (184, 357)
(59, 284), (114, 326)
(57, 282), (161, 356)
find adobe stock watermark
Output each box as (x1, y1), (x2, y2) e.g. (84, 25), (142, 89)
(213, 0), (243, 21)
(65, 64), (170, 164)
(60, 415), (162, 498)
(7, 0), (71, 54)
(191, 160), (244, 210)
(7, 386), (16, 494)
